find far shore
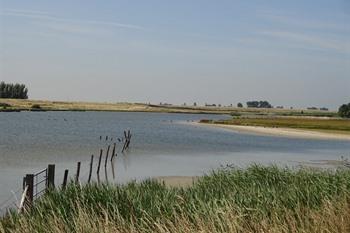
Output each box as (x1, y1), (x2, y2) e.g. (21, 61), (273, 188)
(196, 122), (350, 141)
(0, 98), (338, 117)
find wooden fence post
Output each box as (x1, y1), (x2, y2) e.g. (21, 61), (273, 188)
(47, 164), (55, 189)
(111, 143), (117, 180)
(126, 131), (131, 149)
(88, 155), (94, 184)
(122, 131), (127, 152)
(24, 174), (34, 209)
(110, 143), (116, 162)
(104, 145), (110, 183)
(97, 149), (103, 184)
(62, 169), (69, 190)
(104, 145), (110, 168)
(75, 162), (81, 184)
(18, 186), (28, 213)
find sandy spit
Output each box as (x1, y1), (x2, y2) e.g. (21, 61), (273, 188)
(194, 122), (350, 141)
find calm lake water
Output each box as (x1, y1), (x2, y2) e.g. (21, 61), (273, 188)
(0, 111), (349, 206)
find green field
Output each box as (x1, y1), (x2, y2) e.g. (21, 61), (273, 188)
(2, 165), (350, 233)
(201, 117), (350, 135)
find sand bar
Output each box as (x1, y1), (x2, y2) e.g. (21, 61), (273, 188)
(196, 123), (350, 141)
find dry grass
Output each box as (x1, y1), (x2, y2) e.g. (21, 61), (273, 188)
(0, 99), (148, 112)
(0, 98), (338, 116)
(2, 200), (350, 233)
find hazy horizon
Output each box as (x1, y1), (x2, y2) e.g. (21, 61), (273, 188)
(1, 1), (349, 109)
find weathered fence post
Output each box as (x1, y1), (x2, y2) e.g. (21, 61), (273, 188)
(110, 143), (116, 162)
(104, 145), (110, 183)
(88, 155), (94, 184)
(75, 162), (81, 184)
(122, 129), (132, 152)
(122, 131), (127, 152)
(47, 164), (55, 189)
(62, 169), (69, 190)
(18, 186), (28, 213)
(97, 149), (103, 184)
(111, 143), (117, 180)
(24, 174), (34, 209)
(126, 131), (131, 149)
(104, 145), (110, 168)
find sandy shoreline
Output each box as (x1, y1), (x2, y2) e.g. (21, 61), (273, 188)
(195, 122), (350, 141)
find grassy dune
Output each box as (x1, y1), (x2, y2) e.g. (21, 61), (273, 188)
(0, 98), (338, 116)
(2, 166), (350, 232)
(203, 117), (350, 135)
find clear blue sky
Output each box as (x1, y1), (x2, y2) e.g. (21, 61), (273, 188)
(1, 0), (349, 109)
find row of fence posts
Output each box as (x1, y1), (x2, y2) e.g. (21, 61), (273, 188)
(21, 130), (132, 212)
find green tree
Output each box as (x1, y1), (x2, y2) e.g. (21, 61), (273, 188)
(338, 103), (350, 118)
(0, 82), (5, 98)
(237, 103), (243, 108)
(0, 82), (28, 99)
(247, 101), (272, 108)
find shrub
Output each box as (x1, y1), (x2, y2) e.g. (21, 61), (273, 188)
(0, 103), (11, 108)
(199, 119), (213, 123)
(31, 104), (41, 109)
(338, 103), (350, 118)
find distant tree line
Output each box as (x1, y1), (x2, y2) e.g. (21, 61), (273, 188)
(246, 101), (272, 108)
(338, 103), (350, 118)
(0, 82), (28, 99)
(307, 107), (328, 111)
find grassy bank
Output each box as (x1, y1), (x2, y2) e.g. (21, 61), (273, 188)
(2, 165), (350, 232)
(0, 99), (338, 116)
(201, 117), (350, 135)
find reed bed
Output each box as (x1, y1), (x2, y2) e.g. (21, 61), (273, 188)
(1, 165), (350, 233)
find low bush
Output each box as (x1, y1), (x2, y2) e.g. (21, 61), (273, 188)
(31, 104), (41, 109)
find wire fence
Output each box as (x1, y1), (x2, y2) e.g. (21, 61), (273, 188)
(0, 130), (132, 215)
(33, 168), (48, 200)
